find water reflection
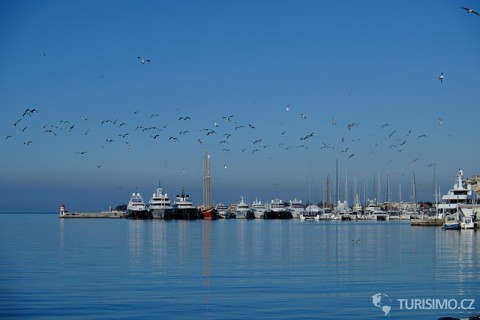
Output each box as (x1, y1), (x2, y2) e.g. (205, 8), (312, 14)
(128, 220), (147, 269)
(151, 220), (167, 268)
(202, 221), (211, 307)
(435, 228), (477, 285)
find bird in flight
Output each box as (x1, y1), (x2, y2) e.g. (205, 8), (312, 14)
(462, 7), (480, 15)
(23, 108), (38, 117)
(439, 72), (444, 83)
(138, 56), (151, 64)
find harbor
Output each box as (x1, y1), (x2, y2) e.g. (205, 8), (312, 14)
(58, 168), (480, 230)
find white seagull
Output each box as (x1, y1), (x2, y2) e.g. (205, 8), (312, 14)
(462, 7), (480, 16)
(439, 72), (444, 83)
(138, 56), (151, 64)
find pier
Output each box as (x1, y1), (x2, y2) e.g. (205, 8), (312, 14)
(60, 211), (126, 218)
(59, 204), (125, 218)
(410, 218), (444, 226)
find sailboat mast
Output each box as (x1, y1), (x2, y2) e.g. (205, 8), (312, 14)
(335, 159), (339, 208)
(344, 167), (348, 205)
(433, 163), (438, 206)
(203, 151), (211, 208)
(410, 165), (417, 211)
(326, 174), (331, 208)
(363, 178), (367, 211)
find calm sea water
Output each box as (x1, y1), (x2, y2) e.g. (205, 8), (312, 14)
(0, 213), (478, 319)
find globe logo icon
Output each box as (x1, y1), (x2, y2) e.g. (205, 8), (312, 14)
(372, 293), (392, 316)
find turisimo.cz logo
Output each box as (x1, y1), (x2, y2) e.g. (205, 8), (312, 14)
(372, 293), (476, 316)
(372, 293), (393, 316)
(397, 298), (476, 311)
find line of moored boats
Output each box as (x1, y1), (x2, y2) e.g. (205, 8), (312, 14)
(125, 169), (479, 229)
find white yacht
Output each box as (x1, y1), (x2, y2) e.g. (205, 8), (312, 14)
(126, 192), (151, 219)
(215, 203), (230, 219)
(288, 198), (304, 219)
(372, 210), (389, 221)
(251, 199), (266, 219)
(265, 198), (292, 219)
(234, 196), (253, 219)
(302, 204), (321, 220)
(359, 199), (379, 220)
(437, 169), (477, 229)
(460, 215), (475, 229)
(148, 184), (173, 219)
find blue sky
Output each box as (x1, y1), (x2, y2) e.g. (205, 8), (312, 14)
(1, 1), (479, 212)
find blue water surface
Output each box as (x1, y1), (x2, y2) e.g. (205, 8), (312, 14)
(0, 213), (478, 319)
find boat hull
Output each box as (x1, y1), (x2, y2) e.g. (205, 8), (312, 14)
(264, 210), (293, 219)
(173, 208), (199, 220)
(444, 223), (460, 230)
(201, 208), (218, 220)
(150, 208), (174, 219)
(235, 211), (255, 219)
(126, 209), (152, 220)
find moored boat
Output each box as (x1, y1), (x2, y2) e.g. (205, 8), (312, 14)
(148, 184), (174, 219)
(301, 204), (321, 220)
(436, 169), (478, 230)
(444, 214), (460, 230)
(172, 189), (199, 220)
(126, 192), (151, 219)
(251, 199), (266, 219)
(373, 210), (389, 221)
(234, 196), (254, 219)
(215, 203), (230, 219)
(201, 207), (218, 220)
(264, 198), (292, 219)
(288, 198), (304, 219)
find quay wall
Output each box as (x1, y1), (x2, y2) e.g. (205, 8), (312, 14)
(60, 211), (126, 218)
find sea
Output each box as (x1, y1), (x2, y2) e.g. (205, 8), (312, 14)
(0, 213), (478, 320)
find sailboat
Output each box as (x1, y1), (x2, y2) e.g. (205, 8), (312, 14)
(352, 177), (362, 215)
(301, 161), (320, 220)
(201, 152), (218, 220)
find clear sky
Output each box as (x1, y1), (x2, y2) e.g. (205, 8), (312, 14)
(1, 1), (479, 212)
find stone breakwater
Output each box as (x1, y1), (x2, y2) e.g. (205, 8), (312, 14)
(59, 211), (126, 218)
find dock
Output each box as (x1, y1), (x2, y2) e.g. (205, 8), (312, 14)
(60, 211), (126, 219)
(410, 218), (444, 226)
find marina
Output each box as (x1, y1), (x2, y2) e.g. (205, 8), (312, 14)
(59, 168), (480, 229)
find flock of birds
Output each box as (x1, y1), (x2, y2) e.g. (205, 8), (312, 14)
(2, 6), (477, 183)
(4, 84), (449, 176)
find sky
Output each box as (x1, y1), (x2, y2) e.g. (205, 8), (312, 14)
(1, 1), (479, 212)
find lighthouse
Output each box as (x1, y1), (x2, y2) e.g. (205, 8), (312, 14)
(59, 204), (66, 216)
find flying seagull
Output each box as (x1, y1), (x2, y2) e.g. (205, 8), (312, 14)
(23, 108), (38, 117)
(462, 7), (480, 16)
(439, 72), (444, 83)
(138, 56), (151, 64)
